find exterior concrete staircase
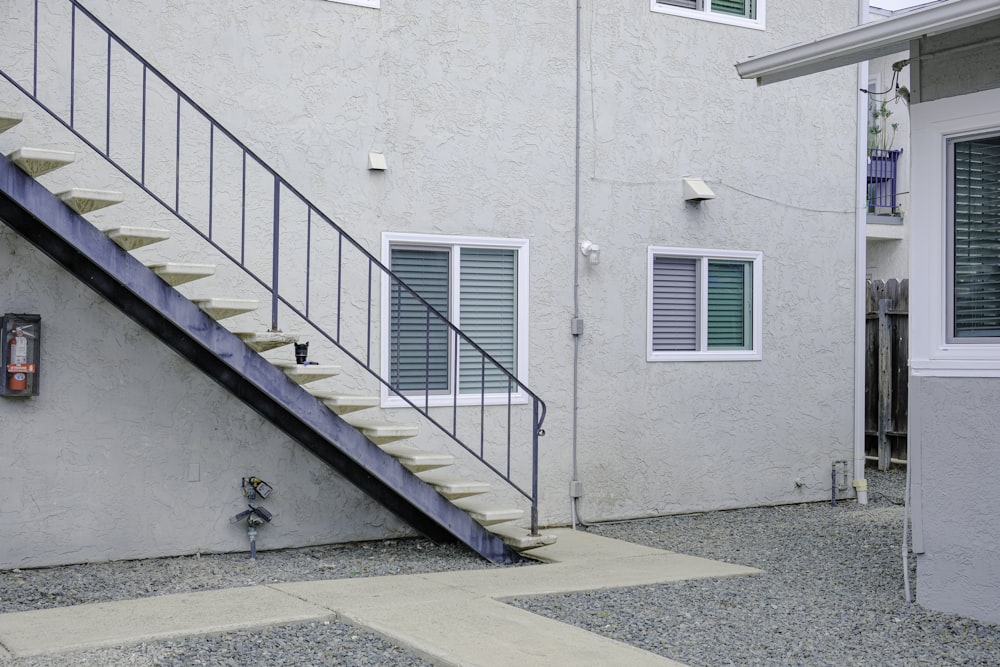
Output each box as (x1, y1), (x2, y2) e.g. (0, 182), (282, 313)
(0, 109), (555, 559)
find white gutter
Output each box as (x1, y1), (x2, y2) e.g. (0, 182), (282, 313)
(736, 0), (1000, 85)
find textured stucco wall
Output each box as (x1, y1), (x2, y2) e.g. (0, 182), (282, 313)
(1, 0), (859, 565)
(0, 227), (411, 568)
(911, 376), (1000, 625)
(571, 1), (859, 518)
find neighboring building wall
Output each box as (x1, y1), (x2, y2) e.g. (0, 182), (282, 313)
(865, 47), (910, 282)
(865, 7), (912, 283)
(0, 0), (859, 566)
(909, 376), (1000, 625)
(910, 65), (1000, 623)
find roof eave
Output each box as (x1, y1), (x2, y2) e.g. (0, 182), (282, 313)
(735, 0), (1000, 86)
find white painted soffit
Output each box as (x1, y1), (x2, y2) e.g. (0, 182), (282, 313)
(735, 0), (1000, 85)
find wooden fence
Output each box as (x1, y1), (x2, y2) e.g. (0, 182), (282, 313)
(865, 278), (908, 468)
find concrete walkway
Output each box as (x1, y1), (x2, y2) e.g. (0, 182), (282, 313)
(0, 529), (759, 666)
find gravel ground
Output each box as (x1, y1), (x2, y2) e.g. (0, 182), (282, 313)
(513, 468), (1000, 666)
(2, 467), (999, 666)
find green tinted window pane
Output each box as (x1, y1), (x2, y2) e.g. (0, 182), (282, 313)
(707, 260), (750, 349)
(711, 0), (753, 18)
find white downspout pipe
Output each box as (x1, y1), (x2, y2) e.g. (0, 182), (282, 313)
(570, 0), (583, 529)
(853, 0), (870, 505)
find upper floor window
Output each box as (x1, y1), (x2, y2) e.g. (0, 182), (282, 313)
(322, 0), (379, 9)
(647, 246), (763, 362)
(651, 0), (764, 30)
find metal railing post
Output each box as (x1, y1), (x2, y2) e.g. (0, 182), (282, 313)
(531, 399), (540, 536)
(271, 176), (280, 330)
(2, 0), (550, 531)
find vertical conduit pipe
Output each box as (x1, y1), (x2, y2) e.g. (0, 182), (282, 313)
(853, 0), (870, 506)
(570, 0), (583, 530)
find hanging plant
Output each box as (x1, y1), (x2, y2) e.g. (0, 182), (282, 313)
(868, 100), (899, 151)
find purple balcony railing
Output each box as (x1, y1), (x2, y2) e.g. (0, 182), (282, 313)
(867, 148), (903, 212)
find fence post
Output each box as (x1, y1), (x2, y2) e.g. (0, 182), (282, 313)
(878, 298), (892, 471)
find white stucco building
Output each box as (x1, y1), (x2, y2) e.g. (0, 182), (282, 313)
(738, 0), (1000, 627)
(1, 0), (860, 567)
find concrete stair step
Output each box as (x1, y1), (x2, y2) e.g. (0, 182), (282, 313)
(488, 523), (558, 551)
(270, 361), (341, 385)
(416, 470), (490, 499)
(451, 498), (524, 526)
(146, 262), (216, 286)
(378, 443), (454, 472)
(191, 297), (258, 321)
(57, 188), (124, 214)
(0, 111), (23, 134)
(104, 226), (171, 251)
(233, 331), (299, 352)
(304, 389), (379, 415)
(7, 147), (75, 177)
(347, 420), (418, 445)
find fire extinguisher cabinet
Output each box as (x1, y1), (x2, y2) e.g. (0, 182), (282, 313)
(2, 313), (40, 398)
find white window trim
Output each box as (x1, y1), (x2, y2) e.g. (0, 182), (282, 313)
(322, 0), (379, 9)
(650, 0), (765, 31)
(910, 86), (1000, 378)
(647, 246), (763, 362)
(380, 232), (530, 408)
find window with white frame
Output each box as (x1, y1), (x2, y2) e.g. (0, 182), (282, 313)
(909, 87), (1000, 376)
(322, 0), (379, 9)
(651, 0), (763, 29)
(647, 247), (762, 361)
(949, 133), (1000, 341)
(381, 233), (529, 406)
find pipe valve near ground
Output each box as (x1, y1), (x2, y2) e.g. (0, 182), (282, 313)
(231, 476), (275, 558)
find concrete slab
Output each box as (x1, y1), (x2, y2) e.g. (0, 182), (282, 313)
(527, 527), (679, 562)
(0, 528), (760, 665)
(0, 586), (332, 657)
(338, 595), (687, 667)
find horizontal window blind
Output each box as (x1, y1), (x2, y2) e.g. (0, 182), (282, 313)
(651, 256), (697, 351)
(459, 248), (517, 393)
(657, 0), (698, 9)
(711, 0), (753, 18)
(389, 248), (450, 392)
(707, 260), (751, 349)
(953, 136), (1000, 338)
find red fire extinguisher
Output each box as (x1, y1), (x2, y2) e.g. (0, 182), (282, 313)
(7, 326), (33, 392)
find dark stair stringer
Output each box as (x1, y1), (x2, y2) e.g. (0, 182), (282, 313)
(0, 153), (523, 565)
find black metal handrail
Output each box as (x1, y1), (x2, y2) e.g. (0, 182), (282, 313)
(0, 0), (545, 533)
